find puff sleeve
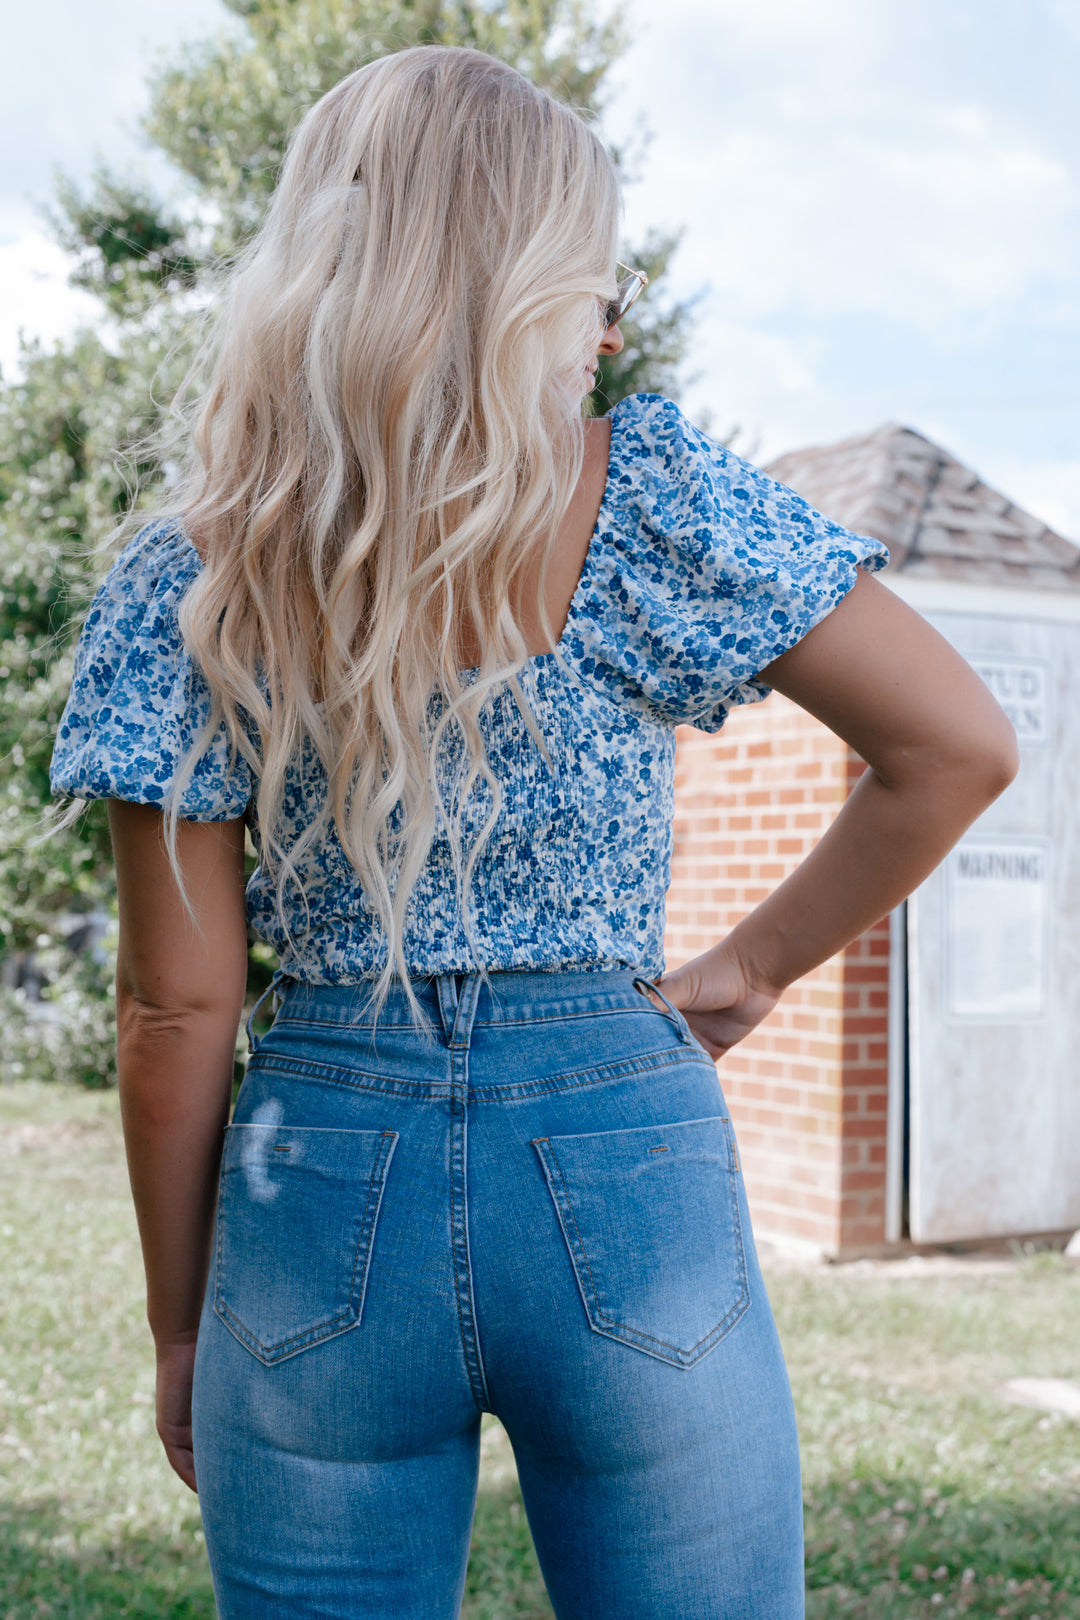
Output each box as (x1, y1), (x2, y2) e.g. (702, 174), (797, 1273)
(49, 519), (253, 820)
(566, 394), (890, 731)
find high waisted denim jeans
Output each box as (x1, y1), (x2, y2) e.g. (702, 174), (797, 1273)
(191, 967), (804, 1619)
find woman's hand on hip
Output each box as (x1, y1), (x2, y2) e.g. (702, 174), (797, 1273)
(155, 1336), (199, 1493)
(655, 942), (781, 1061)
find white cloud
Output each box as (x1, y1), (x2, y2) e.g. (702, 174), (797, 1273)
(655, 0), (862, 36)
(0, 223), (99, 379)
(0, 0), (1075, 555)
(676, 321), (826, 450)
(605, 0), (1080, 537)
(1052, 0), (1080, 43)
(2, 0), (228, 206)
(0, 0), (227, 379)
(615, 35), (1076, 337)
(989, 455), (1080, 542)
(865, 116), (1071, 327)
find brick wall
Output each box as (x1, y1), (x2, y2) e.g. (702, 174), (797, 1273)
(664, 696), (892, 1256)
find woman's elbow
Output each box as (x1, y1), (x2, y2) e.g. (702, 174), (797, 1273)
(967, 704), (1021, 803)
(926, 717), (1020, 813)
(880, 711), (1020, 810)
(983, 724), (1021, 799)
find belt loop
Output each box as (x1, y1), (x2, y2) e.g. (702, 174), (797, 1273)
(246, 968), (289, 1055)
(447, 970), (483, 1050)
(435, 972), (460, 1045)
(632, 974), (692, 1043)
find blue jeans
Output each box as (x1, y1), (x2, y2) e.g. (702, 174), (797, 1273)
(191, 967), (804, 1618)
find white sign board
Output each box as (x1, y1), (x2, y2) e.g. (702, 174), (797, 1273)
(903, 610), (1080, 1244)
(969, 656), (1050, 744)
(946, 838), (1048, 1020)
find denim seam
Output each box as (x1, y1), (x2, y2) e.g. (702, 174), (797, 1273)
(446, 973), (491, 1412)
(246, 1052), (454, 1098)
(534, 1131), (750, 1361)
(344, 1130), (399, 1326)
(273, 1002), (665, 1034)
(468, 1045), (711, 1099)
(243, 1042), (712, 1101)
(722, 1117), (750, 1298)
(450, 1169), (487, 1410)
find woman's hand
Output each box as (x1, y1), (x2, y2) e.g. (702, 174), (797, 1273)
(654, 575), (1019, 1038)
(654, 942), (782, 1061)
(155, 1336), (199, 1493)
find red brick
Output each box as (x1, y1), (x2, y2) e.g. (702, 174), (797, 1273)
(667, 706), (898, 1258)
(843, 1170), (886, 1193)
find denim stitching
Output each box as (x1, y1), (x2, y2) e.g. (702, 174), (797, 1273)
(274, 1001), (669, 1034)
(451, 1204), (488, 1412)
(243, 1042), (712, 1102)
(723, 1119), (750, 1309)
(214, 1129), (398, 1364)
(212, 1130), (231, 1337)
(345, 1131), (398, 1322)
(468, 1046), (713, 1100)
(245, 1053), (453, 1099)
(534, 1130), (749, 1361)
(446, 975), (491, 1411)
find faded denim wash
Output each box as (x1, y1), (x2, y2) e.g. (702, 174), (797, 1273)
(191, 967), (804, 1619)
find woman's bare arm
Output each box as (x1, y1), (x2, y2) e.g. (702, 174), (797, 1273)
(655, 571), (1020, 1056)
(109, 801), (249, 1487)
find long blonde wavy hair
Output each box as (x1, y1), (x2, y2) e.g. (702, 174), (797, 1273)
(162, 44), (620, 1037)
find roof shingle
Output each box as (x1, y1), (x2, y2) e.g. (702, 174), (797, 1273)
(764, 423), (1080, 591)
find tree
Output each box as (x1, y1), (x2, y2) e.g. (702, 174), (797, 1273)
(138, 0), (693, 405)
(147, 0), (627, 244)
(0, 316), (196, 1084)
(1, 0), (697, 1079)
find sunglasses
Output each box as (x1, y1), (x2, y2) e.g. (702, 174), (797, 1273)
(602, 262), (648, 330)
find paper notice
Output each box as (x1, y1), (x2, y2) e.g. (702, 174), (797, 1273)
(946, 838), (1048, 1020)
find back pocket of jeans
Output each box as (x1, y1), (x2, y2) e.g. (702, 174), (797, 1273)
(213, 1124), (398, 1365)
(531, 1115), (748, 1368)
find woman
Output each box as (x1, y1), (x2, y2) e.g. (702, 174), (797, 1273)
(50, 44), (1017, 1620)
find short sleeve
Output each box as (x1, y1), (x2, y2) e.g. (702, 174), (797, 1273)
(49, 519), (253, 820)
(565, 394), (890, 731)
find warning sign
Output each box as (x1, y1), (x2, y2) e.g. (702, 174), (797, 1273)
(946, 837), (1048, 1020)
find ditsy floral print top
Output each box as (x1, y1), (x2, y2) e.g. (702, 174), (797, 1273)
(50, 394), (888, 982)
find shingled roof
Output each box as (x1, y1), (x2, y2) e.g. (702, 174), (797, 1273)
(764, 423), (1080, 591)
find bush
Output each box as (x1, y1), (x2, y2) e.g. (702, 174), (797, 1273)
(2, 925), (117, 1088)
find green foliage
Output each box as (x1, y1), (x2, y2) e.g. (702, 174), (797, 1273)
(2, 930), (118, 1089)
(2, 0), (697, 1082)
(145, 0), (629, 247)
(0, 306), (199, 969)
(589, 228), (699, 414)
(47, 171), (206, 321)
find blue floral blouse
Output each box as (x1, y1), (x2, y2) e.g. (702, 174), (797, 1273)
(50, 393), (889, 982)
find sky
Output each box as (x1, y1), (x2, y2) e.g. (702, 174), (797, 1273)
(4, 0), (1078, 537)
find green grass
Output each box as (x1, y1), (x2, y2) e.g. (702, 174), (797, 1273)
(2, 1081), (1079, 1618)
(792, 1253), (1080, 1618)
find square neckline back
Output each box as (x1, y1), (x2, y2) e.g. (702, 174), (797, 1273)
(169, 399), (631, 690)
(455, 396), (629, 682)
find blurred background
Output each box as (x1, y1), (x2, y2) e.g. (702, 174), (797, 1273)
(4, 0), (1078, 531)
(2, 4), (1079, 1617)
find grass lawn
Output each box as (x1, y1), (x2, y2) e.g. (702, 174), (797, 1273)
(2, 1080), (1079, 1619)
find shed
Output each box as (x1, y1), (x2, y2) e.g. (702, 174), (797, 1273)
(663, 424), (1080, 1256)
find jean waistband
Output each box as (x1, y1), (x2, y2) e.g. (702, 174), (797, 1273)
(246, 965), (689, 1053)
